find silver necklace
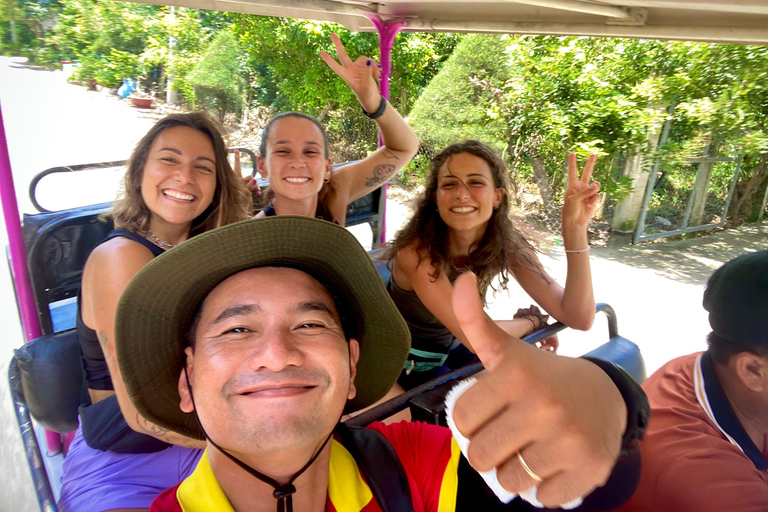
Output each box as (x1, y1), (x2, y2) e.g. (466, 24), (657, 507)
(146, 231), (175, 250)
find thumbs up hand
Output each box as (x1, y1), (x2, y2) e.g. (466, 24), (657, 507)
(450, 273), (627, 508)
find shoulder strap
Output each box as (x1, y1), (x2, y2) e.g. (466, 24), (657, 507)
(104, 228), (164, 257)
(262, 203), (276, 216)
(335, 424), (414, 512)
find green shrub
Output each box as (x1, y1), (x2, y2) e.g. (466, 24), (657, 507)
(187, 31), (243, 120)
(95, 49), (143, 88)
(73, 54), (103, 80)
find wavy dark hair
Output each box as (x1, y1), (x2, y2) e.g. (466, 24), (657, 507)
(110, 112), (252, 236)
(259, 112), (337, 222)
(384, 140), (545, 302)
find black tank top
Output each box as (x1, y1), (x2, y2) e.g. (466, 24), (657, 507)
(262, 202), (339, 224)
(387, 276), (457, 354)
(78, 229), (164, 390)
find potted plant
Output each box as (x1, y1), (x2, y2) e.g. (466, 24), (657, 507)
(74, 56), (102, 90)
(130, 82), (155, 108)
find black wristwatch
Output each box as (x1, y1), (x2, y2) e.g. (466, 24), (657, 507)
(362, 94), (387, 119)
(583, 357), (650, 451)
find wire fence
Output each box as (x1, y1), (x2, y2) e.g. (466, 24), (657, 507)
(634, 156), (742, 243)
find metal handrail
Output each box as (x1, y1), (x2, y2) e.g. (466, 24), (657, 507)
(27, 148), (260, 213)
(347, 303), (620, 427)
(29, 161), (127, 213)
(597, 302), (619, 339)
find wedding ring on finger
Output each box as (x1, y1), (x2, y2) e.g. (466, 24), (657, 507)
(517, 452), (543, 482)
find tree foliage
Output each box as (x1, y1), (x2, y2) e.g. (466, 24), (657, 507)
(410, 34), (768, 224)
(227, 15), (459, 160)
(187, 30), (244, 120)
(6, 3), (767, 225)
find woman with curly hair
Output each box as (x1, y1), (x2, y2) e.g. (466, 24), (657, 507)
(58, 112), (252, 512)
(385, 140), (600, 390)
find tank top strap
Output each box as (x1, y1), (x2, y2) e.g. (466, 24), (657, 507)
(261, 202), (338, 225)
(103, 228), (164, 257)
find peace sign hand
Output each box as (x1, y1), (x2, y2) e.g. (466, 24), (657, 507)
(450, 272), (626, 508)
(319, 33), (382, 114)
(562, 153), (601, 230)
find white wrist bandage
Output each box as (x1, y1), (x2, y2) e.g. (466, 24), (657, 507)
(444, 378), (583, 510)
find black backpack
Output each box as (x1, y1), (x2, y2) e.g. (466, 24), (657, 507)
(335, 424), (415, 512)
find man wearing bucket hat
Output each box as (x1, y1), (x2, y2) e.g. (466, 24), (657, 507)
(116, 216), (647, 512)
(619, 250), (768, 512)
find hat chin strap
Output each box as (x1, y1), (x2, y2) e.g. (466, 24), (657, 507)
(184, 367), (336, 512)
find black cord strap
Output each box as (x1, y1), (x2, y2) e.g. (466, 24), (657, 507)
(184, 367), (335, 512)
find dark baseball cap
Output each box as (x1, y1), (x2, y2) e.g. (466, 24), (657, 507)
(703, 250), (768, 345)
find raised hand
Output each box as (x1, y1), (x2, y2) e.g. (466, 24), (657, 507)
(319, 33), (382, 114)
(562, 153), (601, 229)
(450, 272), (626, 508)
(233, 149), (259, 194)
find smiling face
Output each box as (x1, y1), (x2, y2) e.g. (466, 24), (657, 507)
(258, 116), (332, 202)
(436, 152), (504, 236)
(140, 125), (217, 231)
(179, 267), (359, 456)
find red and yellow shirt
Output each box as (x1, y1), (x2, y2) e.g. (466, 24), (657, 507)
(150, 421), (462, 512)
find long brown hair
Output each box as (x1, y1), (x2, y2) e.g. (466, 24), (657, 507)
(385, 140), (545, 302)
(110, 112), (252, 236)
(259, 112), (337, 222)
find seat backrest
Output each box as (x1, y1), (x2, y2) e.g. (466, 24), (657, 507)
(583, 335), (647, 383)
(14, 329), (85, 433)
(23, 204), (113, 335)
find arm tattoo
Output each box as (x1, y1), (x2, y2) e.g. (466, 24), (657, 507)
(97, 330), (109, 351)
(137, 412), (168, 437)
(136, 413), (203, 448)
(365, 164), (396, 188)
(382, 149), (400, 161)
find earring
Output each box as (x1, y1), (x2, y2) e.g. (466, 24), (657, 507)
(324, 177), (330, 183)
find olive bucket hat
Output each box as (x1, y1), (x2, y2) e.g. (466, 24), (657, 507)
(116, 216), (411, 440)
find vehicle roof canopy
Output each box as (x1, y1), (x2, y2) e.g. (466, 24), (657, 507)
(118, 0), (768, 45)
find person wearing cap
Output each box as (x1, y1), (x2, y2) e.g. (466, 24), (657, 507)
(619, 250), (768, 512)
(116, 216), (647, 512)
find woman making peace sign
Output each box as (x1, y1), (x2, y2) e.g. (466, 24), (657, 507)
(385, 141), (601, 390)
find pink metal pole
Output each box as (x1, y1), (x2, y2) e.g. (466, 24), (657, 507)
(0, 103), (41, 342)
(366, 15), (406, 244)
(0, 102), (61, 453)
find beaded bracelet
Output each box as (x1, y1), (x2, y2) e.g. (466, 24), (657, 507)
(564, 246), (591, 253)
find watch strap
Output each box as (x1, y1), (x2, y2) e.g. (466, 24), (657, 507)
(582, 357), (650, 450)
(362, 94), (387, 119)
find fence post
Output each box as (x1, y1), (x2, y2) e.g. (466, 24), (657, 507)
(689, 141), (718, 226)
(720, 156), (743, 227)
(758, 178), (768, 225)
(633, 104), (674, 244)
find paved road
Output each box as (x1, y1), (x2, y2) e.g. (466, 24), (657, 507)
(0, 57), (158, 512)
(0, 57), (766, 511)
